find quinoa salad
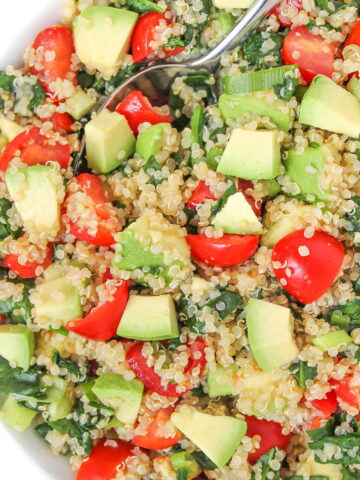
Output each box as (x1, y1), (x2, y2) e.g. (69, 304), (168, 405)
(1, 0), (360, 479)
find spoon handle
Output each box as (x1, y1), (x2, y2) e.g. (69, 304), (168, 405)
(187, 0), (280, 68)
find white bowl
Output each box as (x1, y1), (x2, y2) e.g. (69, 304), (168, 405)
(0, 1), (71, 478)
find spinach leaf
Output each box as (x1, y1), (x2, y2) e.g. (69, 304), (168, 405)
(190, 106), (205, 148)
(315, 0), (345, 12)
(191, 451), (217, 470)
(211, 179), (236, 216)
(342, 465), (359, 479)
(243, 32), (283, 70)
(251, 448), (282, 480)
(35, 423), (53, 439)
(345, 197), (360, 236)
(307, 20), (342, 31)
(144, 155), (164, 186)
(105, 64), (144, 94)
(126, 0), (165, 13)
(0, 70), (15, 92)
(176, 470), (188, 480)
(49, 418), (92, 456)
(28, 83), (46, 113)
(206, 289), (243, 320)
(353, 277), (360, 295)
(285, 476), (330, 479)
(307, 417), (336, 442)
(289, 360), (317, 388)
(78, 71), (96, 90)
(274, 72), (298, 101)
(52, 349), (84, 381)
(191, 384), (207, 397)
(165, 38), (186, 49)
(0, 355), (44, 399)
(0, 198), (22, 240)
(327, 299), (360, 332)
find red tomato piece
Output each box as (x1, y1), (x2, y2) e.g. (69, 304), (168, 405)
(29, 26), (77, 96)
(186, 234), (259, 267)
(344, 19), (360, 48)
(273, 0), (303, 27)
(272, 230), (344, 304)
(66, 280), (128, 341)
(3, 242), (53, 278)
(186, 181), (216, 210)
(132, 407), (180, 449)
(116, 91), (172, 135)
(65, 173), (120, 247)
(0, 315), (5, 324)
(46, 111), (74, 134)
(311, 390), (338, 417)
(281, 26), (336, 84)
(126, 339), (206, 397)
(131, 12), (184, 64)
(0, 127), (71, 171)
(246, 416), (291, 464)
(237, 179), (262, 217)
(330, 376), (360, 410)
(77, 439), (134, 480)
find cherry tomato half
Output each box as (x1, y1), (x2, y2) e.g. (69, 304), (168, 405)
(3, 241), (53, 278)
(66, 280), (128, 341)
(186, 234), (259, 268)
(0, 127), (71, 171)
(344, 19), (360, 48)
(273, 0), (303, 27)
(246, 416), (291, 464)
(64, 173), (120, 247)
(186, 180), (216, 210)
(237, 179), (262, 217)
(29, 26), (77, 97)
(126, 338), (206, 397)
(271, 229), (344, 304)
(43, 111), (74, 134)
(281, 26), (336, 84)
(116, 91), (172, 135)
(76, 439), (134, 480)
(131, 12), (184, 64)
(311, 390), (338, 418)
(330, 375), (360, 410)
(132, 406), (181, 449)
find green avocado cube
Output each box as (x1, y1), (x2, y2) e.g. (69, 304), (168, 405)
(1, 397), (37, 432)
(207, 365), (237, 398)
(347, 76), (360, 100)
(73, 7), (138, 77)
(299, 75), (360, 138)
(117, 294), (179, 340)
(219, 91), (292, 132)
(92, 373), (144, 425)
(0, 324), (34, 370)
(48, 396), (74, 422)
(212, 192), (263, 234)
(85, 109), (135, 173)
(136, 123), (169, 161)
(65, 89), (96, 120)
(246, 299), (299, 372)
(6, 165), (61, 241)
(171, 406), (247, 469)
(217, 128), (281, 180)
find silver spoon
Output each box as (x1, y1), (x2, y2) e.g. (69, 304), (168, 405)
(74, 0), (280, 173)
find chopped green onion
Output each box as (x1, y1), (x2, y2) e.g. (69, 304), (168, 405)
(312, 330), (353, 351)
(170, 451), (199, 476)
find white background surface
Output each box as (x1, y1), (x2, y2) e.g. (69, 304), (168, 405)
(0, 2), (71, 478)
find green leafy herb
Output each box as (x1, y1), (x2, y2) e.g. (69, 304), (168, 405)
(345, 197), (360, 236)
(309, 142), (320, 148)
(78, 71), (96, 90)
(342, 465), (359, 479)
(251, 448), (283, 480)
(274, 72), (298, 101)
(243, 32), (283, 70)
(353, 278), (360, 295)
(327, 299), (360, 332)
(0, 280), (33, 324)
(289, 361), (317, 388)
(105, 64), (144, 94)
(0, 70), (15, 92)
(49, 418), (92, 456)
(191, 451), (217, 470)
(144, 155), (164, 186)
(206, 290), (243, 320)
(49, 326), (69, 336)
(35, 423), (53, 439)
(190, 106), (205, 148)
(28, 83), (46, 113)
(0, 355), (44, 399)
(126, 0), (165, 13)
(315, 0), (345, 13)
(191, 384), (207, 397)
(176, 470), (188, 480)
(211, 179), (236, 216)
(0, 198), (22, 240)
(307, 19), (342, 31)
(285, 476), (330, 479)
(165, 38), (186, 49)
(52, 349), (84, 381)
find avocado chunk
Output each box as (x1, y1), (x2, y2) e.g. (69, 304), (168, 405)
(136, 123), (169, 161)
(246, 299), (299, 372)
(0, 324), (34, 370)
(209, 12), (235, 41)
(117, 294), (179, 340)
(347, 76), (360, 100)
(212, 191), (263, 234)
(296, 454), (342, 480)
(1, 397), (37, 431)
(6, 165), (62, 242)
(219, 91), (292, 132)
(112, 211), (191, 289)
(260, 179), (281, 197)
(207, 365), (237, 398)
(92, 373), (144, 425)
(284, 145), (331, 202)
(171, 406), (247, 469)
(217, 128), (281, 180)
(212, 0), (254, 9)
(65, 89), (96, 120)
(0, 118), (24, 142)
(299, 75), (360, 138)
(85, 109), (135, 173)
(73, 7), (138, 77)
(312, 330), (352, 352)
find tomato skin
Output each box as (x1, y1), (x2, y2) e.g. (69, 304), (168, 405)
(344, 20), (360, 48)
(3, 242), (53, 278)
(0, 127), (71, 171)
(131, 12), (184, 64)
(271, 230), (344, 304)
(237, 179), (262, 216)
(246, 416), (291, 464)
(29, 26), (77, 96)
(186, 234), (259, 267)
(311, 390), (338, 417)
(186, 181), (216, 210)
(126, 339), (206, 397)
(116, 91), (172, 135)
(273, 0), (303, 27)
(281, 26), (336, 84)
(132, 407), (181, 449)
(47, 112), (74, 134)
(76, 439), (134, 480)
(65, 173), (120, 247)
(66, 280), (128, 341)
(330, 376), (360, 410)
